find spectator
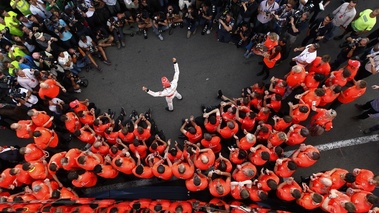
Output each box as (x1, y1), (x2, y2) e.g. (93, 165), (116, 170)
(107, 17), (125, 48)
(257, 45), (282, 80)
(284, 12), (309, 47)
(152, 12), (169, 41)
(217, 13), (235, 43)
(78, 35), (111, 68)
(255, 0), (279, 33)
(330, 37), (368, 70)
(301, 14), (334, 46)
(291, 43), (319, 67)
(270, 3), (293, 35)
(355, 52), (379, 80)
(198, 3), (213, 35)
(328, 0), (356, 40)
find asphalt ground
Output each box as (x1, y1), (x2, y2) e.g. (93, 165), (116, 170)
(1, 0), (379, 203)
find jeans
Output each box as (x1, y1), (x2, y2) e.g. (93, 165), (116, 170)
(152, 25), (169, 35)
(112, 28), (124, 42)
(184, 19), (198, 33)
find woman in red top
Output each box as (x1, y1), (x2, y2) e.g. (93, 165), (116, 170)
(257, 46), (282, 80)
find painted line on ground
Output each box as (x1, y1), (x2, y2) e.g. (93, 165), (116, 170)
(284, 135), (379, 156)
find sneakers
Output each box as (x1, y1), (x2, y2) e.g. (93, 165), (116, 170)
(206, 29), (211, 34)
(187, 31), (191, 38)
(74, 89), (82, 93)
(201, 26), (207, 35)
(116, 42), (121, 49)
(121, 41), (126, 47)
(120, 107), (126, 117)
(103, 60), (111, 65)
(158, 34), (164, 41)
(143, 30), (148, 39)
(217, 90), (223, 99)
(165, 107), (173, 112)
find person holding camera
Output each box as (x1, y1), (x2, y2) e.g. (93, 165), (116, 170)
(50, 15), (77, 49)
(135, 9), (152, 39)
(117, 11), (139, 37)
(57, 51), (82, 76)
(301, 14), (334, 46)
(78, 35), (111, 68)
(198, 4), (213, 35)
(166, 5), (183, 33)
(354, 51), (379, 81)
(152, 12), (169, 41)
(10, 87), (39, 108)
(184, 6), (198, 39)
(232, 22), (252, 48)
(284, 12), (309, 48)
(34, 32), (63, 57)
(330, 37), (369, 70)
(218, 13), (235, 43)
(270, 3), (293, 36)
(237, 0), (258, 26)
(107, 17), (125, 48)
(255, 0), (279, 33)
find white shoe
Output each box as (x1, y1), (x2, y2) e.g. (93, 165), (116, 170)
(187, 31), (191, 38)
(206, 29), (211, 34)
(74, 89), (82, 93)
(158, 34), (163, 41)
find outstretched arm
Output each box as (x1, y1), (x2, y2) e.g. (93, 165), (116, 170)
(172, 58), (180, 84)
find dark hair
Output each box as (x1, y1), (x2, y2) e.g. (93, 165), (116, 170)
(322, 55), (331, 62)
(60, 115), (68, 122)
(299, 106), (309, 113)
(157, 165), (165, 174)
(275, 94), (282, 101)
(77, 156), (86, 165)
(154, 204), (163, 211)
(314, 88), (325, 97)
(33, 131), (42, 137)
(344, 202), (356, 212)
(217, 159), (227, 171)
(287, 161), (297, 170)
(193, 174), (201, 186)
(333, 85), (342, 93)
(188, 127), (196, 134)
(132, 202), (141, 210)
(73, 130), (81, 137)
(300, 128), (310, 137)
(267, 179), (277, 190)
(209, 115), (217, 124)
(261, 151), (270, 161)
(274, 146), (283, 156)
(291, 189), (301, 199)
(110, 146), (119, 154)
(312, 193), (323, 203)
(237, 149), (247, 159)
(151, 142), (158, 150)
(344, 173), (356, 183)
(311, 152), (320, 160)
(240, 189), (250, 199)
(93, 164), (102, 174)
(22, 162), (31, 171)
(169, 148), (177, 156)
(93, 119), (100, 126)
(314, 73), (325, 82)
(67, 171), (79, 180)
(115, 159), (123, 167)
(269, 46), (282, 60)
(258, 191), (268, 200)
(342, 68), (352, 78)
(367, 194), (379, 204)
(49, 163), (58, 172)
(135, 165), (144, 175)
(51, 189), (61, 198)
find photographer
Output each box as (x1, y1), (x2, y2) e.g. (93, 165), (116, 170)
(255, 0), (279, 33)
(78, 35), (111, 69)
(284, 12), (309, 48)
(330, 37), (369, 70)
(183, 6), (198, 39)
(57, 51), (81, 76)
(166, 5), (183, 33)
(95, 27), (114, 48)
(9, 87), (39, 109)
(34, 32), (63, 57)
(107, 17), (125, 48)
(232, 22), (252, 48)
(117, 11), (139, 37)
(50, 15), (77, 49)
(152, 12), (169, 41)
(270, 3), (293, 36)
(355, 50), (379, 80)
(135, 9), (152, 39)
(31, 51), (54, 70)
(217, 13), (235, 43)
(198, 4), (213, 35)
(301, 14), (334, 46)
(237, 0), (258, 26)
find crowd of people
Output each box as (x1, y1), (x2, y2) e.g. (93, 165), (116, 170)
(1, 0), (379, 212)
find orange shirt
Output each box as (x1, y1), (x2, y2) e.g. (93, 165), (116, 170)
(286, 69), (306, 88)
(76, 153), (103, 171)
(205, 115), (221, 133)
(238, 136), (256, 151)
(209, 178), (231, 197)
(309, 56), (331, 76)
(129, 143), (148, 159)
(0, 168), (16, 189)
(118, 130), (135, 143)
(172, 162), (194, 179)
(276, 180), (302, 201)
(65, 112), (81, 133)
(338, 86), (366, 104)
(297, 192), (323, 210)
(229, 149), (246, 165)
(326, 168), (349, 190)
(304, 72), (321, 89)
(268, 131), (286, 146)
(231, 185), (247, 200)
(249, 145), (270, 166)
(219, 122), (239, 139)
(248, 186), (267, 202)
(275, 158), (296, 178)
(195, 149), (215, 170)
(256, 109), (270, 123)
(168, 201), (192, 213)
(133, 127), (151, 141)
(28, 162), (48, 180)
(77, 129), (96, 144)
(149, 200), (171, 212)
(149, 143), (166, 155)
(184, 126), (203, 143)
(309, 174), (332, 195)
(310, 108), (334, 131)
(38, 79), (60, 99)
(214, 158), (233, 173)
(274, 118), (292, 131)
(90, 144), (109, 155)
(185, 174), (208, 192)
(31, 180), (58, 200)
(13, 164), (33, 186)
(292, 146), (319, 168)
(321, 191), (351, 213)
(72, 102), (88, 114)
(78, 111), (95, 125)
(258, 171), (280, 192)
(72, 171), (97, 188)
(132, 165), (154, 179)
(351, 169), (376, 192)
(152, 163), (173, 180)
(325, 69), (348, 87)
(256, 124), (272, 142)
(271, 79), (286, 96)
(286, 125), (307, 146)
(59, 187), (78, 200)
(97, 164), (119, 179)
(201, 136), (222, 153)
(301, 88), (321, 107)
(15, 120), (35, 139)
(31, 112), (52, 128)
(34, 127), (58, 149)
(291, 104), (310, 123)
(48, 152), (66, 175)
(349, 190), (372, 213)
(264, 52), (281, 68)
(62, 148), (81, 171)
(232, 163), (257, 181)
(112, 156), (135, 175)
(104, 131), (119, 145)
(24, 143), (45, 162)
(93, 123), (111, 136)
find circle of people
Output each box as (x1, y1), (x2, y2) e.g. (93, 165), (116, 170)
(1, 0), (379, 212)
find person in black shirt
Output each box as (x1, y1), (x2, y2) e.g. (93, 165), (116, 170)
(270, 3), (293, 36)
(198, 4), (213, 35)
(301, 14), (334, 46)
(284, 12), (309, 48)
(237, 0), (258, 25)
(152, 11), (169, 41)
(232, 22), (252, 48)
(330, 37), (369, 70)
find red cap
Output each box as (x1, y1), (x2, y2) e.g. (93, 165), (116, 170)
(161, 76), (171, 88)
(348, 59), (360, 69)
(69, 100), (79, 108)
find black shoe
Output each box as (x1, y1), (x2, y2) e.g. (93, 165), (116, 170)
(103, 60), (111, 65)
(107, 109), (112, 115)
(334, 35), (343, 40)
(145, 108), (151, 118)
(262, 74), (269, 80)
(256, 71), (264, 76)
(178, 134), (187, 139)
(165, 107), (173, 112)
(201, 104), (206, 113)
(363, 129), (372, 134)
(217, 90), (223, 99)
(120, 107), (126, 117)
(143, 30), (148, 39)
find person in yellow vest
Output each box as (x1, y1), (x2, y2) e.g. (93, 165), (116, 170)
(0, 10), (24, 36)
(10, 0), (32, 16)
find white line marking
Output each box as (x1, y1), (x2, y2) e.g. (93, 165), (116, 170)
(284, 135), (379, 156)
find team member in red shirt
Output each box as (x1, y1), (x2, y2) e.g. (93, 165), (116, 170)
(203, 108), (221, 133)
(255, 106), (271, 123)
(269, 77), (287, 97)
(254, 123), (272, 143)
(274, 158), (297, 178)
(234, 108), (256, 132)
(263, 92), (282, 113)
(10, 120), (35, 139)
(310, 105), (337, 134)
(324, 168), (356, 190)
(77, 109), (96, 125)
(232, 162), (257, 182)
(230, 180), (253, 200)
(76, 151), (103, 171)
(319, 84), (342, 107)
(302, 72), (325, 90)
(296, 88), (325, 108)
(38, 78), (66, 100)
(73, 124), (97, 144)
(220, 102), (237, 121)
(148, 199), (171, 212)
(345, 59), (361, 81)
(349, 168), (379, 192)
(309, 172), (333, 195)
(118, 124), (135, 144)
(324, 68), (351, 87)
(249, 144), (270, 166)
(172, 153), (194, 180)
(90, 140), (110, 155)
(133, 114), (152, 142)
(51, 187), (79, 200)
(286, 124), (309, 146)
(149, 135), (167, 155)
(31, 179), (59, 200)
(0, 168), (17, 189)
(285, 65), (307, 94)
(214, 153), (233, 173)
(276, 177), (302, 201)
(329, 80), (367, 110)
(272, 115), (292, 131)
(289, 100), (310, 124)
(185, 169), (209, 192)
(208, 170), (231, 197)
(217, 120), (238, 139)
(257, 168), (280, 192)
(229, 146), (247, 165)
(27, 109), (54, 128)
(236, 130), (256, 151)
(200, 133), (222, 153)
(291, 144), (320, 168)
(19, 143), (46, 162)
(346, 188), (379, 213)
(308, 55), (331, 76)
(93, 163), (119, 179)
(61, 148), (82, 171)
(9, 164), (33, 186)
(180, 115), (202, 143)
(322, 189), (356, 213)
(128, 140), (148, 159)
(131, 152), (154, 179)
(22, 161), (49, 180)
(92, 113), (113, 136)
(69, 99), (89, 114)
(33, 127), (59, 149)
(60, 112), (81, 133)
(47, 151), (66, 186)
(68, 170), (97, 188)
(267, 130), (287, 147)
(168, 201), (192, 213)
(152, 155), (173, 181)
(194, 146), (215, 171)
(111, 150), (136, 175)
(267, 144), (283, 162)
(297, 182), (324, 210)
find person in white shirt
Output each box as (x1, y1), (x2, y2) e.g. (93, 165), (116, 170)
(29, 0), (52, 19)
(256, 0), (279, 33)
(16, 69), (38, 91)
(58, 51), (82, 75)
(327, 1), (357, 39)
(291, 43), (319, 67)
(142, 58), (183, 112)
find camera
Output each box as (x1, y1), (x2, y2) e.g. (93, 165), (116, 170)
(9, 88), (26, 100)
(339, 37), (362, 49)
(293, 3), (314, 19)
